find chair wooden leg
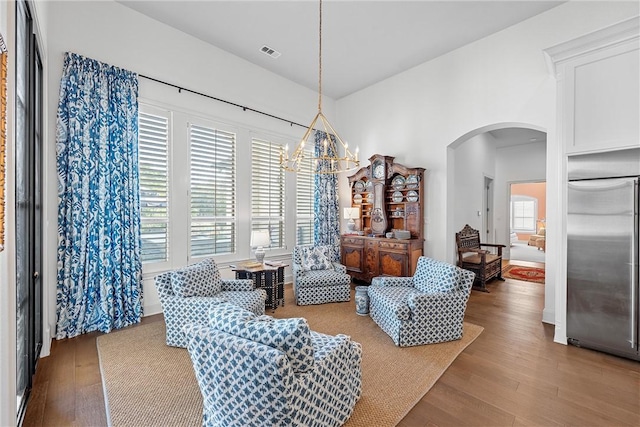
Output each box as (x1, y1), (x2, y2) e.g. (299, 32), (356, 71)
(472, 277), (490, 293)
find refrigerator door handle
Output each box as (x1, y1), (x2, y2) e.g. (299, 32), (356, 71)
(632, 179), (638, 349)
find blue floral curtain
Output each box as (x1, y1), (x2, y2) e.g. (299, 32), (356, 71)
(55, 52), (142, 339)
(313, 130), (340, 261)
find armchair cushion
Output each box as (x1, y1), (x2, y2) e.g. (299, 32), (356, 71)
(171, 258), (222, 298)
(209, 303), (315, 373)
(300, 246), (333, 271)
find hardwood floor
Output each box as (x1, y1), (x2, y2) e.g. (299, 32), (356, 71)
(24, 263), (640, 426)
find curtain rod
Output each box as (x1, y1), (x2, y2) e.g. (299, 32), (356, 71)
(139, 74), (309, 130)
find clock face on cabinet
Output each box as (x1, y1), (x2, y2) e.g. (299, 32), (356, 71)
(372, 161), (385, 180)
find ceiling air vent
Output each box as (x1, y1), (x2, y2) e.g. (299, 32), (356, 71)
(260, 45), (281, 59)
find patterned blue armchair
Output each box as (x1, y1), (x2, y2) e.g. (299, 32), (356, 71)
(368, 256), (475, 347)
(184, 303), (362, 427)
(154, 258), (266, 348)
(292, 245), (352, 305)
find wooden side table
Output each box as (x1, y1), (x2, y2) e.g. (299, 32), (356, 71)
(232, 263), (286, 311)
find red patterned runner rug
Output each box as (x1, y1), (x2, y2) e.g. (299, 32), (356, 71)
(502, 265), (545, 284)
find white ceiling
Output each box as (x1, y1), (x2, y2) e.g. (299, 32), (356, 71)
(117, 0), (564, 100)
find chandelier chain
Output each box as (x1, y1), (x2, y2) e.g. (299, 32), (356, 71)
(279, 0), (359, 174)
(318, 0), (323, 112)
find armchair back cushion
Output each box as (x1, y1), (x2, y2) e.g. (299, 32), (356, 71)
(299, 246), (334, 271)
(209, 303), (315, 373)
(171, 258), (222, 298)
(413, 257), (458, 294)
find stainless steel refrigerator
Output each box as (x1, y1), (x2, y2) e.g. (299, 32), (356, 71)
(567, 148), (639, 361)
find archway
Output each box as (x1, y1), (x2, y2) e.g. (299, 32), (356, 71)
(445, 122), (547, 263)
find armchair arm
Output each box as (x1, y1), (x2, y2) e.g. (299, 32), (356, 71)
(370, 276), (414, 287)
(406, 290), (470, 316)
(479, 242), (505, 255)
(331, 262), (347, 274)
(296, 332), (363, 413)
(460, 247), (488, 255)
(221, 279), (255, 292)
(292, 263), (305, 282)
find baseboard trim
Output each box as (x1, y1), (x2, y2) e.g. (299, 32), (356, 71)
(144, 303), (163, 317)
(542, 307), (555, 325)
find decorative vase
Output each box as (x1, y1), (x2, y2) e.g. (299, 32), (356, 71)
(355, 286), (369, 316)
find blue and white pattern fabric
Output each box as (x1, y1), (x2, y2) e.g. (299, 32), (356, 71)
(55, 52), (142, 339)
(183, 305), (362, 427)
(299, 246), (333, 271)
(171, 258), (222, 298)
(292, 245), (351, 306)
(412, 256), (458, 293)
(313, 131), (340, 262)
(209, 303), (315, 373)
(154, 259), (266, 348)
(368, 257), (475, 347)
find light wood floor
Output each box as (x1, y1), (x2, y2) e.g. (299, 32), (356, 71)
(23, 261), (640, 426)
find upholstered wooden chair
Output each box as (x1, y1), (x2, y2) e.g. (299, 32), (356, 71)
(455, 224), (506, 292)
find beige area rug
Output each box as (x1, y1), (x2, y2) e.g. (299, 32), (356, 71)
(97, 287), (483, 427)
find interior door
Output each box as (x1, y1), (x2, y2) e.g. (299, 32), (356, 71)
(16, 1), (43, 422)
(483, 176), (494, 243)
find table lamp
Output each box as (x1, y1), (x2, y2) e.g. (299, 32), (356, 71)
(250, 230), (271, 263)
(343, 207), (360, 233)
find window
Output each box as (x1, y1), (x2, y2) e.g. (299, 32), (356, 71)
(295, 149), (315, 245)
(189, 123), (236, 257)
(511, 197), (537, 232)
(138, 108), (170, 263)
(251, 138), (285, 248)
(136, 103), (301, 266)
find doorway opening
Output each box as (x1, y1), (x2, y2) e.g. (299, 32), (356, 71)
(508, 181), (546, 266)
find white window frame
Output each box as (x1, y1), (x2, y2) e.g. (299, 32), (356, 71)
(510, 196), (537, 232)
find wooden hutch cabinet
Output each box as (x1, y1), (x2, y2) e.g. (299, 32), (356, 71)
(341, 154), (425, 283)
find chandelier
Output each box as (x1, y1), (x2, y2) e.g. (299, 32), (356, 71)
(280, 0), (359, 174)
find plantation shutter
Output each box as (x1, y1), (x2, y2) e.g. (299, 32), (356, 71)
(295, 150), (314, 245)
(251, 138), (285, 248)
(138, 108), (170, 264)
(189, 123), (236, 257)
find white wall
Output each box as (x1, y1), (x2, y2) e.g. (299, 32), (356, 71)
(335, 1), (639, 340)
(453, 132), (496, 236)
(45, 1), (327, 346)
